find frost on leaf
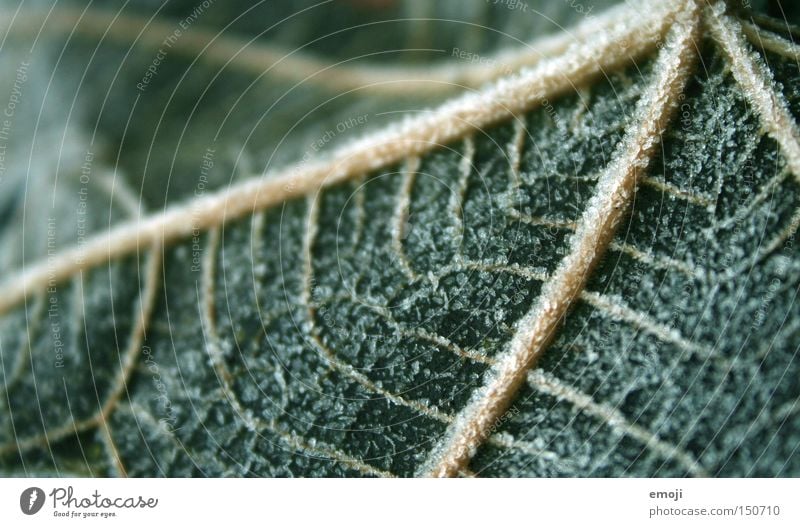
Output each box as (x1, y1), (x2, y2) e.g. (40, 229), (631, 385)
(0, 0), (799, 477)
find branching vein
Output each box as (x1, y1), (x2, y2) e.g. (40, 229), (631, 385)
(420, 3), (700, 477)
(0, 243), (163, 455)
(527, 369), (707, 476)
(392, 157), (421, 280)
(201, 226), (395, 477)
(708, 4), (800, 181)
(302, 197), (451, 423)
(0, 0), (680, 317)
(7, 0), (662, 96)
(741, 19), (800, 61)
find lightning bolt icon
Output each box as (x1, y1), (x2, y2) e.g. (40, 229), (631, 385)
(28, 490), (37, 511)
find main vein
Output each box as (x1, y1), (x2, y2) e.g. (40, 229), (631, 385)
(419, 0), (700, 477)
(0, 0), (680, 317)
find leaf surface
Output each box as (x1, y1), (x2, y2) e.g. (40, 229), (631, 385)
(0, 0), (798, 477)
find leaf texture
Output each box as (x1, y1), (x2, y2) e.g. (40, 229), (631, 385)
(0, 0), (799, 477)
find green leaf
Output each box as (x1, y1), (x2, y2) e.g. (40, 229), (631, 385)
(0, 0), (798, 477)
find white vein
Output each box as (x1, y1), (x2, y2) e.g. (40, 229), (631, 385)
(450, 137), (476, 241)
(608, 241), (706, 280)
(420, 4), (700, 477)
(527, 369), (707, 476)
(708, 5), (800, 181)
(199, 225), (394, 477)
(761, 205), (800, 258)
(508, 209), (579, 230)
(392, 157), (421, 280)
(741, 19), (800, 61)
(508, 118), (527, 194)
(0, 0), (681, 317)
(579, 291), (716, 360)
(511, 208), (706, 279)
(640, 174), (716, 207)
(98, 421), (127, 477)
(716, 167), (791, 230)
(707, 5), (800, 264)
(96, 171), (144, 220)
(749, 13), (800, 40)
(7, 0), (664, 96)
(302, 196), (451, 424)
(0, 243), (163, 455)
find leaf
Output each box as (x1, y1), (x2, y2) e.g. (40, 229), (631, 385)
(0, 0), (799, 477)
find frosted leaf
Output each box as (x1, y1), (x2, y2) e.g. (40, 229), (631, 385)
(0, 0), (798, 478)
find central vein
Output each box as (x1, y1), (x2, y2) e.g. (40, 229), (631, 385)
(420, 0), (701, 478)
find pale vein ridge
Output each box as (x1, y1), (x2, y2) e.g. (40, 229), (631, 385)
(717, 167), (791, 230)
(392, 157), (421, 280)
(97, 171), (144, 220)
(317, 290), (566, 463)
(748, 13), (800, 40)
(0, 0), (682, 317)
(608, 241), (705, 280)
(741, 19), (800, 61)
(708, 5), (800, 181)
(319, 291), (494, 364)
(420, 5), (700, 477)
(639, 174), (716, 207)
(486, 432), (562, 463)
(8, 0), (659, 96)
(508, 118), (527, 194)
(98, 421), (128, 477)
(761, 206), (800, 257)
(430, 262), (714, 353)
(707, 5), (800, 260)
(199, 228), (258, 431)
(349, 177), (367, 253)
(579, 291), (716, 360)
(527, 369), (707, 477)
(302, 197), (451, 424)
(511, 208), (706, 278)
(0, 243), (163, 455)
(0, 293), (45, 396)
(199, 227), (392, 477)
(449, 137), (476, 242)
(508, 209), (579, 230)
(435, 261), (549, 284)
